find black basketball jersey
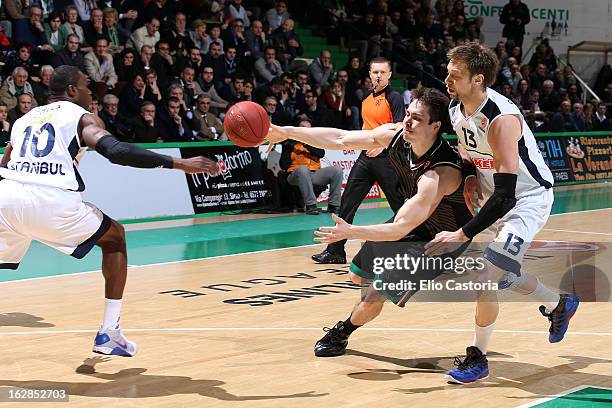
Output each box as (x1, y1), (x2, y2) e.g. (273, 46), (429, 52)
(387, 130), (472, 240)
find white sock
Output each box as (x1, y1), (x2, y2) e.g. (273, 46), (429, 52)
(472, 321), (495, 354)
(101, 298), (122, 332)
(531, 280), (561, 312)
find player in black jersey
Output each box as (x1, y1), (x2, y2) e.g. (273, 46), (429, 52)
(265, 89), (499, 377)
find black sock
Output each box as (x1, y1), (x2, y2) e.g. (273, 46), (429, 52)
(342, 315), (361, 335)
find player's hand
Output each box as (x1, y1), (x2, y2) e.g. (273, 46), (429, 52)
(314, 214), (351, 243)
(424, 229), (469, 256)
(175, 156), (220, 175)
(366, 147), (385, 157)
(262, 124), (288, 152)
(463, 175), (483, 215)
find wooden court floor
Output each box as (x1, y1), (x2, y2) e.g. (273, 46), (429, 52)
(0, 208), (611, 407)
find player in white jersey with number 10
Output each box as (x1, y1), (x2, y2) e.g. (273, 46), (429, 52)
(0, 66), (219, 357)
(425, 43), (579, 384)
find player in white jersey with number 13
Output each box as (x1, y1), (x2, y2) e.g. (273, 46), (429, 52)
(425, 43), (579, 384)
(0, 66), (219, 357)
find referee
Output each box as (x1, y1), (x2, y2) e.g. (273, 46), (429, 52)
(312, 57), (405, 264)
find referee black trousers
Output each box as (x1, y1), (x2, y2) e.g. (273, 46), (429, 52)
(326, 151), (404, 256)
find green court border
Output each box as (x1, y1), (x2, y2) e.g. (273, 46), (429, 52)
(520, 385), (612, 407)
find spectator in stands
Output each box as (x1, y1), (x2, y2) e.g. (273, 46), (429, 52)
(99, 94), (134, 141)
(142, 0), (174, 31)
(133, 101), (162, 143)
(85, 37), (118, 98)
(0, 67), (37, 111)
(14, 5), (53, 57)
(510, 45), (522, 63)
(208, 25), (224, 52)
(221, 74), (246, 104)
(119, 73), (152, 118)
(336, 69), (360, 129)
(263, 95), (282, 124)
(308, 50), (334, 87)
(197, 66), (229, 113)
(254, 46), (284, 83)
(157, 96), (199, 142)
(0, 102), (10, 146)
(167, 12), (194, 59)
(150, 40), (175, 87)
(3, 43), (37, 78)
(500, 0), (530, 48)
(84, 8), (104, 47)
(280, 118), (343, 215)
(594, 102), (610, 130)
(202, 41), (226, 88)
(32, 65), (53, 105)
(270, 18), (303, 69)
(103, 8), (127, 54)
(194, 94), (224, 141)
(53, 34), (86, 72)
(343, 57), (366, 90)
(62, 5), (90, 53)
(222, 19), (249, 58)
(528, 41), (557, 72)
(116, 48), (137, 82)
(450, 14), (467, 40)
(88, 95), (100, 116)
(550, 100), (574, 132)
(320, 79), (352, 129)
(189, 19), (210, 55)
(243, 80), (254, 101)
(144, 69), (164, 106)
(186, 47), (205, 76)
(570, 102), (586, 132)
(222, 46), (239, 85)
(126, 16), (160, 53)
(584, 102), (595, 131)
(8, 93), (33, 127)
(539, 80), (562, 115)
(228, 0), (251, 28)
(138, 44), (154, 72)
(266, 1), (289, 32)
(297, 89), (329, 126)
(516, 79), (532, 111)
(45, 11), (67, 53)
(174, 65), (204, 108)
(245, 19), (268, 60)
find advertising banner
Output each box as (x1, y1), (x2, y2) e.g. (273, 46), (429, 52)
(319, 149), (382, 203)
(181, 146), (270, 213)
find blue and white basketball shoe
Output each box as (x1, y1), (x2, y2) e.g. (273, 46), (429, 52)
(540, 293), (580, 343)
(93, 328), (138, 357)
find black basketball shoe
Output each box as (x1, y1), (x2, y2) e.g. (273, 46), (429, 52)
(314, 321), (350, 357)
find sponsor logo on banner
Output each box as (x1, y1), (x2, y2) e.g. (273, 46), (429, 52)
(318, 149), (382, 203)
(182, 146), (269, 213)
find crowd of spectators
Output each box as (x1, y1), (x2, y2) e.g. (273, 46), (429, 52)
(0, 0), (610, 148)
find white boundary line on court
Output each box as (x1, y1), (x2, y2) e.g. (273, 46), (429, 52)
(2, 207), (611, 285)
(0, 327), (610, 336)
(517, 384), (612, 407)
(542, 228), (612, 236)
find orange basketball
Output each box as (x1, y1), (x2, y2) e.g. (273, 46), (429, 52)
(224, 101), (270, 148)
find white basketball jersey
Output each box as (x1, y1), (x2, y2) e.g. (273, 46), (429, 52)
(448, 87), (554, 199)
(0, 101), (89, 191)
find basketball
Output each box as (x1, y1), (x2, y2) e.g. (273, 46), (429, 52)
(224, 101), (270, 148)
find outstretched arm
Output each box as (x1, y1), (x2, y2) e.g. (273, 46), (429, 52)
(265, 122), (402, 151)
(315, 166), (463, 243)
(79, 113), (218, 174)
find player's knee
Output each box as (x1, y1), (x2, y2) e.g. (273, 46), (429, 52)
(98, 220), (126, 252)
(349, 271), (370, 285)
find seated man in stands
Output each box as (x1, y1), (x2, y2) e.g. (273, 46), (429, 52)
(133, 101), (162, 143)
(194, 95), (224, 141)
(99, 94), (134, 142)
(279, 118), (343, 215)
